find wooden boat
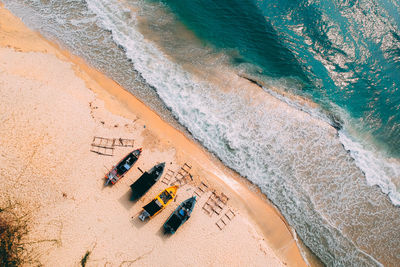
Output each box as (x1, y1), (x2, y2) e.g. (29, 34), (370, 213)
(105, 148), (142, 185)
(138, 185), (178, 221)
(163, 196), (196, 234)
(130, 162), (165, 201)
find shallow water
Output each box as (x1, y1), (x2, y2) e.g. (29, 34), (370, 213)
(4, 0), (400, 265)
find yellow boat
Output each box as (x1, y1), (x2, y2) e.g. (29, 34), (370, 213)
(138, 185), (178, 221)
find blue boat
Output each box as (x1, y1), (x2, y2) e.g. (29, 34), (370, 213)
(163, 196), (197, 234)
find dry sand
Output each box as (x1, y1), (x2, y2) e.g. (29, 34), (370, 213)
(0, 4), (315, 266)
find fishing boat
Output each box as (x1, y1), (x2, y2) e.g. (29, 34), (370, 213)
(130, 162), (165, 201)
(138, 185), (178, 221)
(163, 196), (196, 234)
(105, 148), (142, 185)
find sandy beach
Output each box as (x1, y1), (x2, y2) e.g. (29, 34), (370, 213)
(0, 4), (315, 266)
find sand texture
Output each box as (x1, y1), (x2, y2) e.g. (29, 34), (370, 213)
(0, 5), (311, 266)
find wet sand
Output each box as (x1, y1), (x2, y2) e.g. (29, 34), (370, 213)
(0, 4), (315, 266)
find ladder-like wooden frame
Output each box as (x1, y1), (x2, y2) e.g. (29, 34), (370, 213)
(90, 137), (135, 156)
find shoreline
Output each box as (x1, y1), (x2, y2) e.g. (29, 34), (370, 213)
(0, 4), (318, 266)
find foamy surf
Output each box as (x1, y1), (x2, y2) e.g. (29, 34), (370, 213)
(4, 0), (400, 265)
(82, 1), (398, 265)
(244, 73), (400, 208)
(339, 131), (400, 206)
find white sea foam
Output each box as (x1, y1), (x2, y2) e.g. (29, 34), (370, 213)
(5, 0), (399, 265)
(260, 78), (400, 208)
(83, 1), (397, 265)
(339, 131), (400, 206)
(239, 72), (400, 209)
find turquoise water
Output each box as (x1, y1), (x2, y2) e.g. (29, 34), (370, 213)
(4, 0), (400, 265)
(156, 0), (308, 79)
(161, 0), (400, 157)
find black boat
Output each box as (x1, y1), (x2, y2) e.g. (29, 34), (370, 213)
(163, 196), (197, 234)
(105, 148), (142, 185)
(130, 162), (165, 200)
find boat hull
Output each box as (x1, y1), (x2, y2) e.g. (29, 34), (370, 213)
(130, 162), (165, 200)
(139, 185), (178, 221)
(163, 196), (197, 234)
(105, 148), (142, 185)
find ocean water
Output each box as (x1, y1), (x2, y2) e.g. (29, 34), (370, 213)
(3, 0), (400, 266)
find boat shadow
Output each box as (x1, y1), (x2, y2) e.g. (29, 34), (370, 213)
(156, 225), (170, 242)
(118, 189), (138, 210)
(118, 188), (147, 211)
(130, 213), (148, 230)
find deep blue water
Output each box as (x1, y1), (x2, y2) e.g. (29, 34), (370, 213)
(160, 0), (400, 156)
(3, 0), (400, 265)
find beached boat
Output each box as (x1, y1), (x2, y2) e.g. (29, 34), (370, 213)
(138, 185), (178, 221)
(163, 196), (196, 234)
(105, 148), (142, 185)
(130, 162), (165, 200)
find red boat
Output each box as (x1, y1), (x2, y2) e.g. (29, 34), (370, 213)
(105, 148), (142, 185)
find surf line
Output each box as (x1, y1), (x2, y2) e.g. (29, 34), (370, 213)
(237, 73), (343, 131)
